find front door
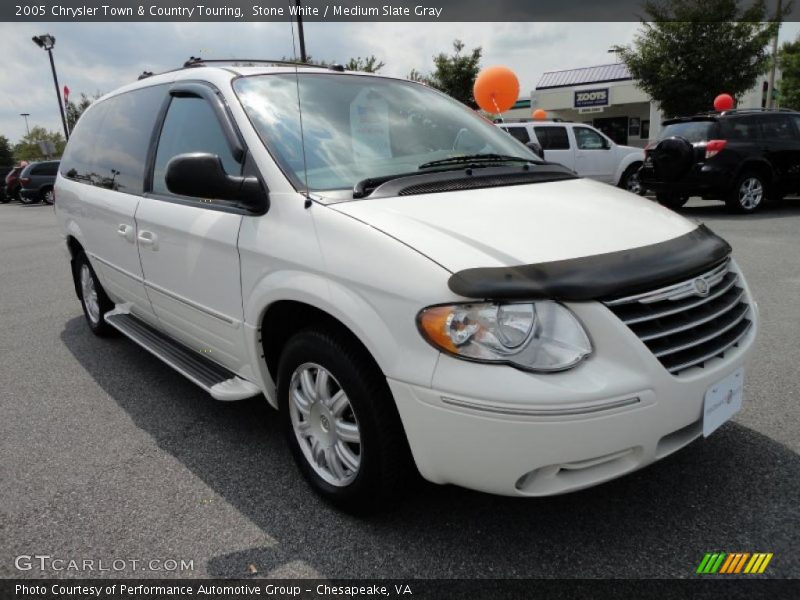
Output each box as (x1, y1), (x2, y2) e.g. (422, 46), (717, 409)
(136, 88), (247, 372)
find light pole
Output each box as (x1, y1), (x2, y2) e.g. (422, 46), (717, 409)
(19, 113), (31, 137)
(32, 34), (69, 140)
(295, 0), (307, 62)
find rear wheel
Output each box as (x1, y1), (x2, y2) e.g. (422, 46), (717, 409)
(656, 192), (689, 210)
(18, 191), (37, 205)
(726, 172), (767, 214)
(278, 328), (414, 513)
(73, 252), (115, 336)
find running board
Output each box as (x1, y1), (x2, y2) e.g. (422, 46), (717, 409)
(105, 310), (261, 401)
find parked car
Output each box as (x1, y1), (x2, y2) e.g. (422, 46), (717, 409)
(640, 108), (800, 213)
(3, 165), (24, 203)
(56, 62), (757, 511)
(498, 120), (646, 194)
(19, 160), (59, 204)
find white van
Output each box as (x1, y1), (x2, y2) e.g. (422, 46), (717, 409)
(55, 61), (757, 511)
(499, 121), (646, 193)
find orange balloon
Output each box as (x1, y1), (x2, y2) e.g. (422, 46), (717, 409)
(473, 66), (520, 114)
(532, 108), (547, 120)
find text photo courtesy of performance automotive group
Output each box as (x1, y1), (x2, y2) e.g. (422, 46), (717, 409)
(1, 0), (799, 596)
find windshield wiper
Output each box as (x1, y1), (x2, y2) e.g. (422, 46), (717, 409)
(418, 154), (538, 169)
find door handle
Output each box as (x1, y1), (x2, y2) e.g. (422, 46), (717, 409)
(137, 230), (159, 250)
(117, 224), (135, 243)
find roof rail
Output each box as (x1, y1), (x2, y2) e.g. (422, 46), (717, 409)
(182, 57), (320, 69)
(719, 107), (798, 115)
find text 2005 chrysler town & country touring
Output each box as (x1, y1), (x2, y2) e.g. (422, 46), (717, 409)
(55, 64), (757, 511)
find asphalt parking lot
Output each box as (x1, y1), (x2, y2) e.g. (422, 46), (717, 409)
(1, 198), (798, 580)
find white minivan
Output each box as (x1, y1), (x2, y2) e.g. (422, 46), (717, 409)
(56, 61), (757, 511)
(499, 121), (646, 193)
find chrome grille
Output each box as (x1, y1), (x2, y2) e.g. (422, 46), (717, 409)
(603, 259), (752, 375)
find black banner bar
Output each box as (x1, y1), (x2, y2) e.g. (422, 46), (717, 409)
(2, 0), (794, 22)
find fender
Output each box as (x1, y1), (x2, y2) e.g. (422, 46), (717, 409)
(243, 270), (404, 408)
(735, 158), (776, 184)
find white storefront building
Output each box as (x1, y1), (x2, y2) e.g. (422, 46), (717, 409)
(502, 63), (774, 148)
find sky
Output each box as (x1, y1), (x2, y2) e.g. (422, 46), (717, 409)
(1, 20), (799, 144)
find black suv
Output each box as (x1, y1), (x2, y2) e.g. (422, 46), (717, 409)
(640, 109), (800, 213)
(18, 160), (59, 204)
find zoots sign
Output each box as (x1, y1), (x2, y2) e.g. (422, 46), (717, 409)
(574, 88), (609, 108)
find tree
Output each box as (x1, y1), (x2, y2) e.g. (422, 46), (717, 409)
(613, 0), (780, 117)
(779, 35), (800, 110)
(0, 135), (14, 168)
(344, 55), (384, 73)
(66, 92), (102, 131)
(13, 126), (66, 161)
(408, 40), (482, 108)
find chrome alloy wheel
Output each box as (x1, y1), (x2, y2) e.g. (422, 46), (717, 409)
(738, 177), (763, 210)
(80, 264), (100, 324)
(626, 171), (643, 195)
(289, 362), (361, 487)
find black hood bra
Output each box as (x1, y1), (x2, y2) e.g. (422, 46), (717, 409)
(447, 225), (732, 301)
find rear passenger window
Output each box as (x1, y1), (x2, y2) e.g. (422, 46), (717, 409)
(152, 96), (241, 197)
(31, 162), (58, 176)
(60, 85), (165, 195)
(534, 126), (570, 150)
(727, 117), (761, 141)
(503, 127), (530, 144)
(760, 115), (797, 141)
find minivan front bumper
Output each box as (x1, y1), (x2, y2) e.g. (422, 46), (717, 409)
(389, 299), (757, 496)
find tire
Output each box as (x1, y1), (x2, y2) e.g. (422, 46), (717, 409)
(72, 251), (115, 336)
(41, 187), (54, 205)
(726, 171), (767, 214)
(277, 328), (414, 513)
(18, 191), (37, 205)
(656, 192), (689, 210)
(0, 192), (10, 204)
(619, 162), (646, 195)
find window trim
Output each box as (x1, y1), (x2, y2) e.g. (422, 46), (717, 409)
(143, 80), (268, 216)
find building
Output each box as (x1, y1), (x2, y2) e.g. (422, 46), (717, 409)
(502, 63), (776, 148)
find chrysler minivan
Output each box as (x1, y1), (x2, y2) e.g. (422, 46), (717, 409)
(55, 61), (757, 511)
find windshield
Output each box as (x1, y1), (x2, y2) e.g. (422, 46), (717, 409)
(659, 120), (716, 143)
(233, 73), (537, 192)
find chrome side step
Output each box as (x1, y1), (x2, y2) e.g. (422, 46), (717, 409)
(105, 309), (261, 401)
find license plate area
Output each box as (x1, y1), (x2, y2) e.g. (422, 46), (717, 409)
(703, 367), (744, 437)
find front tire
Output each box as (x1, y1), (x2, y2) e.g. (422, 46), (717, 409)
(41, 187), (54, 204)
(277, 328), (414, 513)
(726, 172), (767, 214)
(619, 163), (646, 196)
(73, 252), (115, 336)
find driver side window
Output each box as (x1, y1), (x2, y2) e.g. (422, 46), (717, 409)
(574, 127), (606, 150)
(152, 96), (241, 196)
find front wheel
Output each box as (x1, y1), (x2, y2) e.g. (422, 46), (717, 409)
(726, 172), (767, 214)
(619, 163), (646, 196)
(41, 187), (54, 204)
(278, 328), (414, 513)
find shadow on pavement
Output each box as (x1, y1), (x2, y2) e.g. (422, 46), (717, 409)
(60, 316), (799, 579)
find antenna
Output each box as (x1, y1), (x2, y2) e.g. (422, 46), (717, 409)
(290, 20), (311, 208)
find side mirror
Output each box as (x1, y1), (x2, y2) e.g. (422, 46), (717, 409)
(526, 141), (545, 159)
(165, 153), (267, 211)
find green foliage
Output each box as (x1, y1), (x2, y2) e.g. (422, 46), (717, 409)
(13, 126), (66, 161)
(0, 135), (14, 168)
(66, 92), (102, 131)
(613, 0), (781, 117)
(779, 35), (800, 110)
(409, 40), (482, 108)
(344, 56), (385, 73)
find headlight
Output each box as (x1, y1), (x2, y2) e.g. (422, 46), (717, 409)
(417, 301), (592, 372)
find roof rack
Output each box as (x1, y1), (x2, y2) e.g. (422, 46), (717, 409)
(182, 57), (323, 69)
(718, 107), (797, 115)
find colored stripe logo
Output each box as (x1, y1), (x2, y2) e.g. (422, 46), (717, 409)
(696, 552), (773, 574)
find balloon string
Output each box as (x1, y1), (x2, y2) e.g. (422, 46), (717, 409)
(492, 95), (504, 124)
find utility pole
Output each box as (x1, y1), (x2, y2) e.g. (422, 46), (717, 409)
(295, 0), (307, 62)
(767, 0), (782, 109)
